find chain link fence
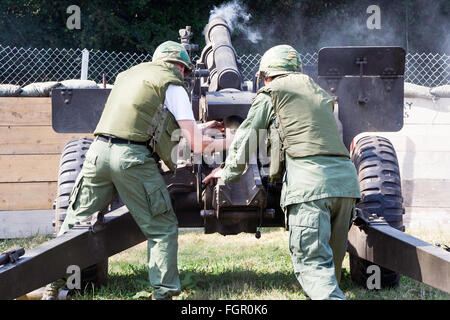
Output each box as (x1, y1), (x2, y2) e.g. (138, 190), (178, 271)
(405, 53), (450, 87)
(0, 44), (448, 87)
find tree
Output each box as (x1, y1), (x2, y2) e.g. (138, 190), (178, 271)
(0, 0), (448, 54)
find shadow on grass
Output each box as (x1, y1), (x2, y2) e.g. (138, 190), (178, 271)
(75, 258), (447, 300)
(75, 265), (441, 300)
(75, 265), (151, 299)
(181, 268), (299, 289)
(75, 265), (305, 299)
(179, 268), (306, 299)
(76, 262), (383, 300)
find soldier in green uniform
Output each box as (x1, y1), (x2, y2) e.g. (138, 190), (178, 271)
(204, 45), (361, 300)
(43, 41), (230, 300)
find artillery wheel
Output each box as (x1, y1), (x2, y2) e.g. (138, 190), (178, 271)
(54, 137), (119, 289)
(349, 135), (405, 288)
(54, 137), (93, 233)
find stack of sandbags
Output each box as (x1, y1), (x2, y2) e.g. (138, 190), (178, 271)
(0, 79), (112, 97)
(404, 82), (434, 99)
(430, 85), (450, 98)
(20, 81), (61, 97)
(97, 83), (114, 89)
(0, 84), (23, 96)
(58, 79), (113, 89)
(58, 79), (99, 89)
(404, 82), (450, 99)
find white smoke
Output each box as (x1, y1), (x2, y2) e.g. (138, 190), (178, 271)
(209, 0), (262, 44)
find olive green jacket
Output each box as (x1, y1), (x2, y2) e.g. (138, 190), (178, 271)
(258, 73), (349, 158)
(221, 78), (361, 209)
(94, 61), (185, 142)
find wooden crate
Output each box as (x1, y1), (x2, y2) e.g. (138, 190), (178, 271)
(0, 97), (92, 211)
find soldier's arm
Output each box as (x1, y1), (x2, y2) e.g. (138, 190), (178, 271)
(165, 84), (231, 154)
(177, 120), (232, 154)
(219, 93), (274, 183)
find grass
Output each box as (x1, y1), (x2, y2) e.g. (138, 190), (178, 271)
(1, 224), (449, 300)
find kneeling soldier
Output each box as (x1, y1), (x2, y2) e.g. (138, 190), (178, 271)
(43, 41), (230, 300)
(204, 45), (361, 300)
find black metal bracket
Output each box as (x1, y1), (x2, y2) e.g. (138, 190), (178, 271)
(324, 68), (342, 95)
(356, 57), (368, 105)
(60, 89), (73, 105)
(353, 208), (388, 229)
(0, 248), (25, 266)
(381, 67), (397, 92)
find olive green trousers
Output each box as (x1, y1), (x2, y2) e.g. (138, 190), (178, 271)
(59, 138), (180, 300)
(287, 197), (356, 300)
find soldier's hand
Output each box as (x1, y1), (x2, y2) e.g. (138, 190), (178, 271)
(202, 167), (223, 185)
(200, 120), (225, 134)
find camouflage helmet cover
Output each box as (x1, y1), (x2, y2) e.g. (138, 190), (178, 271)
(152, 40), (194, 76)
(257, 45), (302, 78)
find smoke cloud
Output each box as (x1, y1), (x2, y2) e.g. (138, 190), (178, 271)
(208, 0), (449, 54)
(209, 0), (262, 44)
(315, 1), (406, 49)
(409, 0), (450, 54)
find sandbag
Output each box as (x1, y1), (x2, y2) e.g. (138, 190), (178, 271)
(96, 83), (114, 89)
(20, 81), (60, 97)
(58, 79), (98, 89)
(0, 84), (22, 96)
(404, 82), (434, 99)
(430, 85), (450, 98)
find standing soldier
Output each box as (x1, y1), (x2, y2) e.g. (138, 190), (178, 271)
(204, 45), (361, 300)
(43, 41), (230, 300)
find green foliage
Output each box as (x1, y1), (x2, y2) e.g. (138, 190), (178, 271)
(180, 271), (201, 290)
(0, 0), (223, 52)
(0, 0), (448, 54)
(132, 290), (152, 299)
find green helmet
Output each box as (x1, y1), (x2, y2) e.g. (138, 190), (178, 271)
(257, 45), (302, 79)
(152, 40), (194, 76)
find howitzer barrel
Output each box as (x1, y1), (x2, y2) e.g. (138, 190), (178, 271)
(203, 17), (241, 91)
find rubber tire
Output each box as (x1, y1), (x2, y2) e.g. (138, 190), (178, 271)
(54, 137), (93, 233)
(349, 135), (405, 288)
(54, 137), (114, 289)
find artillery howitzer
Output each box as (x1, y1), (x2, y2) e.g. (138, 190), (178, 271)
(1, 17), (449, 299)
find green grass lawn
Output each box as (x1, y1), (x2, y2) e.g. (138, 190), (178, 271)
(1, 224), (449, 300)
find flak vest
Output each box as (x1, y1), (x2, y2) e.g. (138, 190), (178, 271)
(259, 73), (350, 181)
(94, 61), (186, 172)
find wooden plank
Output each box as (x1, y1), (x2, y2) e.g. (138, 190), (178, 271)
(0, 210), (54, 239)
(0, 182), (57, 211)
(0, 154), (60, 183)
(0, 126), (92, 155)
(0, 97), (51, 126)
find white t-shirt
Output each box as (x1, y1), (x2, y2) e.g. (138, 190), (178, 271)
(164, 84), (195, 121)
